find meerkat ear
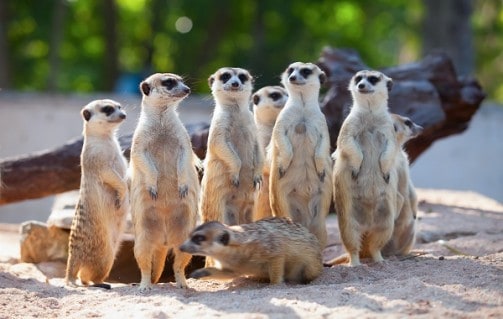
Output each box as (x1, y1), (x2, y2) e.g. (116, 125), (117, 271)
(253, 94), (260, 105)
(218, 231), (230, 246)
(208, 75), (215, 88)
(140, 81), (151, 96)
(82, 109), (92, 121)
(386, 79), (393, 92)
(319, 71), (327, 85)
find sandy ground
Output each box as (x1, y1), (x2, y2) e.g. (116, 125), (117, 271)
(0, 189), (502, 319)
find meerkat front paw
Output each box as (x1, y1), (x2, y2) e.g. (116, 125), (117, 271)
(114, 194), (122, 209)
(278, 167), (286, 178)
(179, 184), (189, 198)
(253, 175), (263, 189)
(383, 173), (390, 184)
(351, 167), (360, 180)
(231, 175), (240, 188)
(148, 186), (158, 200)
(318, 169), (326, 182)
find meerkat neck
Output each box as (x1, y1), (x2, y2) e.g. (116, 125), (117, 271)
(353, 95), (389, 113)
(288, 90), (319, 108)
(83, 126), (117, 139)
(215, 95), (249, 111)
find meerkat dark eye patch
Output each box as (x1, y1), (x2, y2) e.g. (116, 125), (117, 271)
(238, 73), (248, 83)
(404, 119), (413, 127)
(253, 94), (260, 105)
(269, 92), (281, 101)
(101, 106), (115, 116)
(367, 76), (380, 85)
(219, 231), (230, 246)
(354, 75), (362, 84)
(191, 234), (206, 245)
(161, 78), (177, 90)
(300, 68), (312, 78)
(287, 67), (294, 75)
(220, 72), (231, 83)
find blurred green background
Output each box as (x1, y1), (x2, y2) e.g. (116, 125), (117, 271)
(0, 0), (501, 101)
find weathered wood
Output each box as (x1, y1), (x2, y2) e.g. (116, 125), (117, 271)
(318, 47), (485, 162)
(0, 48), (485, 206)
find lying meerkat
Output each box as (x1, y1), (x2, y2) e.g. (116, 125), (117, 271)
(326, 114), (422, 265)
(179, 217), (323, 284)
(251, 86), (288, 220)
(330, 70), (399, 266)
(66, 99), (129, 289)
(199, 67), (263, 225)
(129, 73), (199, 291)
(269, 62), (332, 249)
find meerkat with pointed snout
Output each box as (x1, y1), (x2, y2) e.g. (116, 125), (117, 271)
(326, 114), (422, 266)
(251, 86), (288, 221)
(199, 67), (263, 226)
(329, 70), (399, 267)
(66, 99), (129, 289)
(129, 73), (199, 291)
(269, 62), (332, 249)
(180, 217), (323, 284)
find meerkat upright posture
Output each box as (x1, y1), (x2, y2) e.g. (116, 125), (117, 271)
(66, 99), (129, 289)
(251, 86), (288, 220)
(180, 217), (323, 284)
(383, 114), (423, 256)
(199, 67), (263, 225)
(329, 70), (399, 267)
(129, 73), (199, 291)
(269, 62), (332, 248)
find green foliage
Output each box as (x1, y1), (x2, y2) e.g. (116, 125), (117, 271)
(2, 0), (501, 102)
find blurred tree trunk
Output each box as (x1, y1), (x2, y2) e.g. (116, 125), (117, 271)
(422, 0), (474, 76)
(144, 0), (164, 71)
(0, 0), (11, 88)
(102, 0), (119, 91)
(47, 0), (66, 92)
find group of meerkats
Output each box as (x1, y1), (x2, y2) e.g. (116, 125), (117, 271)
(65, 62), (423, 291)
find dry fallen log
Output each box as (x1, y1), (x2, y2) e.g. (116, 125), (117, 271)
(0, 48), (485, 206)
(318, 47), (485, 162)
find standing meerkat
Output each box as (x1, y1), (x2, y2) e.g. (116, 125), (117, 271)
(269, 62), (332, 249)
(66, 99), (129, 289)
(251, 86), (288, 220)
(199, 67), (263, 225)
(129, 73), (199, 291)
(329, 70), (399, 267)
(326, 114), (422, 265)
(179, 217), (323, 284)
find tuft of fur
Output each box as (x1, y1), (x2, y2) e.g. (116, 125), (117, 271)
(129, 73), (199, 291)
(180, 217), (323, 284)
(329, 70), (399, 267)
(66, 99), (129, 289)
(269, 62), (332, 249)
(251, 86), (288, 221)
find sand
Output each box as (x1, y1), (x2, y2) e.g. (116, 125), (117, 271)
(0, 189), (502, 319)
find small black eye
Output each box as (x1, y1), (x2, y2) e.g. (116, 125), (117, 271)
(220, 72), (231, 83)
(238, 73), (248, 83)
(287, 67), (294, 75)
(191, 234), (206, 245)
(161, 78), (176, 90)
(101, 106), (114, 116)
(354, 76), (362, 84)
(269, 92), (280, 101)
(300, 68), (312, 78)
(404, 119), (413, 127)
(368, 76), (379, 85)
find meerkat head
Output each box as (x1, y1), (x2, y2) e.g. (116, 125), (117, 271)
(179, 221), (236, 257)
(349, 70), (393, 106)
(139, 73), (191, 106)
(208, 67), (253, 104)
(81, 99), (126, 133)
(391, 114), (423, 146)
(252, 86), (288, 125)
(281, 62), (326, 94)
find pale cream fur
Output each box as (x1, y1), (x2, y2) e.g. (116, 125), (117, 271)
(252, 86), (288, 221)
(66, 99), (129, 288)
(269, 62), (332, 249)
(129, 73), (199, 291)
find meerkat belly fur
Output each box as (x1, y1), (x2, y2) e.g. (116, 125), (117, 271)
(200, 67), (263, 225)
(66, 99), (129, 289)
(330, 70), (400, 267)
(269, 62), (332, 249)
(180, 217), (323, 284)
(129, 73), (199, 291)
(251, 86), (288, 221)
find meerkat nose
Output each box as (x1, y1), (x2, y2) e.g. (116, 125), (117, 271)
(184, 87), (191, 94)
(289, 75), (297, 82)
(120, 113), (126, 119)
(358, 83), (365, 89)
(231, 81), (239, 87)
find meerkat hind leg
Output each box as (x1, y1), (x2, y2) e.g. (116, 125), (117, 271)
(268, 256), (285, 284)
(150, 246), (169, 284)
(172, 249), (191, 288)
